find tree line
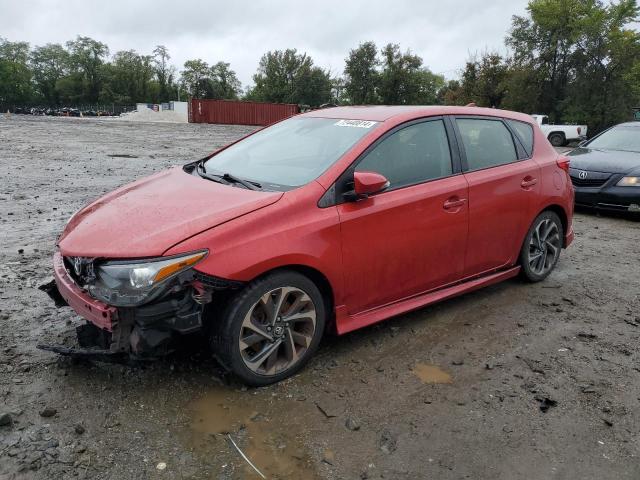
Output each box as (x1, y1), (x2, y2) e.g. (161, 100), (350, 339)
(1, 0), (638, 132)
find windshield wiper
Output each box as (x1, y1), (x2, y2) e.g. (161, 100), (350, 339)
(197, 162), (232, 185)
(197, 162), (262, 190)
(221, 173), (262, 190)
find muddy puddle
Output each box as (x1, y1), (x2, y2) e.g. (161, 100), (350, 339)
(412, 363), (453, 384)
(188, 388), (319, 479)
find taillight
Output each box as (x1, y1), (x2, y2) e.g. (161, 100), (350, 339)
(556, 156), (570, 173)
(577, 127), (582, 135)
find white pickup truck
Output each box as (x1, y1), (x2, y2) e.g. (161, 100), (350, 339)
(531, 114), (588, 147)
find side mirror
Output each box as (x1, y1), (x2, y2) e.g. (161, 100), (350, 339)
(344, 171), (390, 201)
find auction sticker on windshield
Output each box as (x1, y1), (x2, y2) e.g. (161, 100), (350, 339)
(334, 120), (377, 128)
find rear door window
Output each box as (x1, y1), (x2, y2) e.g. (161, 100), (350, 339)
(456, 118), (518, 171)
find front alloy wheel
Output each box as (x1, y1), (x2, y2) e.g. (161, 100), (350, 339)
(211, 271), (326, 386)
(239, 287), (317, 375)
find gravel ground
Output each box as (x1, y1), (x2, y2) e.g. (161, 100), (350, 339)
(1, 115), (639, 480)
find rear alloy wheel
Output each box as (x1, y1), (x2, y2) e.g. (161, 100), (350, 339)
(211, 271), (325, 386)
(548, 133), (565, 147)
(519, 211), (563, 282)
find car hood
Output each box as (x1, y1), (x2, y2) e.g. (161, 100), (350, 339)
(567, 147), (640, 174)
(58, 167), (283, 258)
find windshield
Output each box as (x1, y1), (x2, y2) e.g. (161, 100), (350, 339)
(586, 126), (640, 153)
(203, 117), (378, 190)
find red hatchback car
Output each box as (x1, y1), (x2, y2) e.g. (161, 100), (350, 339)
(46, 106), (574, 385)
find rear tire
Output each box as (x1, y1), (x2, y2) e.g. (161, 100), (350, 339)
(210, 270), (326, 387)
(548, 133), (566, 147)
(519, 211), (563, 282)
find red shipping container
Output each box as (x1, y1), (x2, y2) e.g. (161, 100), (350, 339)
(189, 99), (299, 126)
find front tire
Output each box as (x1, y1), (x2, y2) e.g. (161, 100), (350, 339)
(211, 271), (326, 386)
(519, 211), (563, 282)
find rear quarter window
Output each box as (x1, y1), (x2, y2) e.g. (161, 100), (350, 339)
(506, 119), (534, 157)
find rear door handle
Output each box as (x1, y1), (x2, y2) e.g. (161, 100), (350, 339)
(443, 197), (467, 210)
(521, 177), (538, 188)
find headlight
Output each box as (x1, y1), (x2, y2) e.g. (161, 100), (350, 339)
(87, 250), (207, 307)
(617, 176), (640, 186)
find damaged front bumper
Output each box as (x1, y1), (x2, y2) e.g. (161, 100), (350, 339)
(49, 252), (118, 331)
(39, 252), (241, 360)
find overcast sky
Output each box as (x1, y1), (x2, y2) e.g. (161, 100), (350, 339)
(0, 0), (530, 87)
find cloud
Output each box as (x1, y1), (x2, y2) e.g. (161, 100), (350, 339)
(0, 0), (530, 86)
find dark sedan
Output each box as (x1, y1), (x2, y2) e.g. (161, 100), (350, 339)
(567, 121), (640, 213)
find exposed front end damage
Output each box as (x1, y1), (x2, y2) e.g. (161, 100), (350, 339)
(38, 252), (242, 360)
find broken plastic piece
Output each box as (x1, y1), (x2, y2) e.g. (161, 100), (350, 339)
(38, 280), (67, 308)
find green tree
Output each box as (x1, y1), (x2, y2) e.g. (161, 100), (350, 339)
(30, 43), (69, 106)
(102, 50), (155, 103)
(180, 59), (211, 98)
(66, 36), (109, 103)
(458, 52), (509, 108)
(0, 38), (33, 105)
(247, 49), (332, 106)
(458, 60), (479, 105)
(413, 69), (445, 104)
(330, 76), (347, 104)
(293, 64), (332, 106)
(55, 74), (84, 105)
(477, 53), (509, 107)
(0, 39), (29, 63)
(627, 61), (640, 101)
(378, 43), (442, 105)
(506, 0), (640, 131)
(180, 59), (241, 100)
(437, 79), (464, 105)
(507, 0), (585, 121)
(209, 61), (242, 99)
(501, 63), (541, 112)
(107, 50), (140, 103)
(344, 41), (380, 104)
(153, 45), (172, 102)
(566, 0), (640, 130)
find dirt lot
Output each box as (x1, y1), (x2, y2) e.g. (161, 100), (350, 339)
(1, 115), (639, 480)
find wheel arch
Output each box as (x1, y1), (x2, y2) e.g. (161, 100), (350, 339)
(517, 204), (569, 263)
(247, 264), (337, 332)
(537, 204), (569, 247)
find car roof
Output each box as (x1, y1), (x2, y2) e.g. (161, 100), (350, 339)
(614, 121), (640, 128)
(300, 105), (535, 124)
